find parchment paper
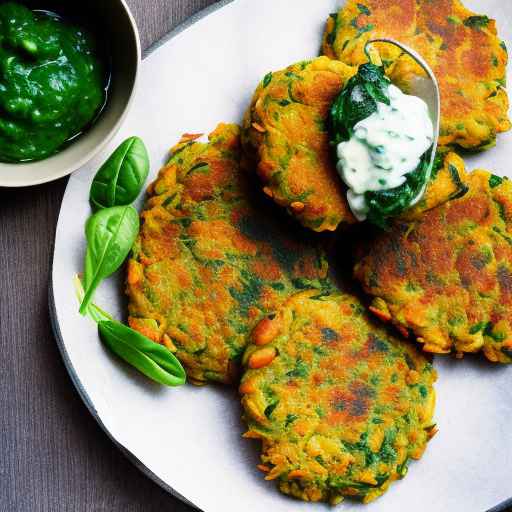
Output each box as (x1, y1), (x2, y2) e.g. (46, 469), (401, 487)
(51, 1), (512, 510)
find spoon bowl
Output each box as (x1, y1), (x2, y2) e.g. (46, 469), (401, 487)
(365, 38), (441, 203)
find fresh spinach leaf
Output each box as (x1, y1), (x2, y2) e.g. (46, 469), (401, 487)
(89, 137), (150, 211)
(98, 320), (186, 386)
(75, 275), (186, 387)
(80, 206), (139, 314)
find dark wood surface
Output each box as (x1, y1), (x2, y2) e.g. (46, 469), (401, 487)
(0, 2), (218, 511)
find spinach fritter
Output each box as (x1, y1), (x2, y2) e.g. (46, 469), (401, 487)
(240, 290), (437, 504)
(126, 124), (330, 385)
(242, 57), (357, 232)
(323, 0), (510, 150)
(355, 169), (512, 363)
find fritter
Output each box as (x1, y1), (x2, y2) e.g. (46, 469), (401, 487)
(240, 290), (437, 504)
(323, 0), (510, 150)
(355, 170), (512, 363)
(126, 124), (330, 385)
(243, 56), (470, 232)
(242, 57), (357, 232)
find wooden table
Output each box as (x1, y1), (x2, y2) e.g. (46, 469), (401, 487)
(0, 2), (217, 510)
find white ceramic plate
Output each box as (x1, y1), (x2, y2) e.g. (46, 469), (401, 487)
(51, 1), (512, 511)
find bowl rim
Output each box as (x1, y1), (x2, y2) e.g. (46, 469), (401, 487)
(0, 0), (142, 188)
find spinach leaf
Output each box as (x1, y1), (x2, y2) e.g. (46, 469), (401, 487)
(80, 206), (139, 314)
(98, 320), (186, 387)
(75, 275), (186, 387)
(329, 63), (390, 146)
(89, 137), (149, 211)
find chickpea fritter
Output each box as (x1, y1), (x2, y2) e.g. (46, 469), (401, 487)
(240, 290), (437, 505)
(323, 0), (510, 150)
(126, 124), (330, 385)
(242, 57), (357, 232)
(355, 170), (512, 363)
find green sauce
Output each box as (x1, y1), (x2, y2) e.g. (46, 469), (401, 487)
(0, 2), (108, 163)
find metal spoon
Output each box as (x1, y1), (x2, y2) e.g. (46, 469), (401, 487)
(365, 38), (441, 205)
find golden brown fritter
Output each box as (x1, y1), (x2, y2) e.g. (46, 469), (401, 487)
(323, 0), (510, 150)
(240, 290), (437, 505)
(355, 169), (512, 363)
(126, 124), (331, 385)
(242, 57), (357, 232)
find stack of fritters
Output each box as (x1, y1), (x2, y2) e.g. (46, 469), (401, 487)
(243, 57), (470, 232)
(125, 0), (511, 505)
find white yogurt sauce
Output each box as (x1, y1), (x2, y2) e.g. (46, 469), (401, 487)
(336, 84), (434, 221)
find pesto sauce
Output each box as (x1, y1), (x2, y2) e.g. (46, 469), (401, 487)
(0, 2), (108, 163)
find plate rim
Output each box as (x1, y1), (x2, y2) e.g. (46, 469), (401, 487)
(49, 0), (512, 510)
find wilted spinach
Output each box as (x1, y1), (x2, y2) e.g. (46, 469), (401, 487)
(329, 63), (390, 146)
(365, 151), (432, 228)
(89, 137), (149, 211)
(80, 205), (139, 314)
(329, 63), (434, 228)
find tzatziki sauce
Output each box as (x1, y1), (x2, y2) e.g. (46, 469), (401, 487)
(336, 84), (434, 221)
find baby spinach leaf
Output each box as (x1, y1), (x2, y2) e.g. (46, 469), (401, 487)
(75, 276), (186, 387)
(89, 137), (150, 211)
(98, 320), (186, 387)
(80, 206), (139, 315)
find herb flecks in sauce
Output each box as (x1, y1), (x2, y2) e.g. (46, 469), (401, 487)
(0, 2), (107, 162)
(329, 63), (434, 226)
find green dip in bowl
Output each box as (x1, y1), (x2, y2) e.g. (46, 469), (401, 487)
(0, 2), (108, 163)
